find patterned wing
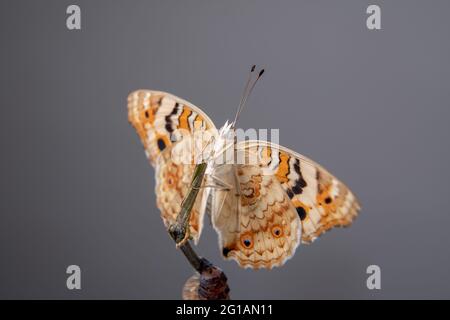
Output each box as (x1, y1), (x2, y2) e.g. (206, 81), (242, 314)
(128, 90), (216, 166)
(154, 150), (205, 242)
(237, 141), (361, 244)
(128, 90), (217, 243)
(206, 164), (302, 269)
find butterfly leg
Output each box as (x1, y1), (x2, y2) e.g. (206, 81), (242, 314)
(233, 167), (242, 216)
(169, 163), (208, 247)
(194, 173), (232, 191)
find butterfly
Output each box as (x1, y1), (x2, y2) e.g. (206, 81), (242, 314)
(128, 67), (360, 269)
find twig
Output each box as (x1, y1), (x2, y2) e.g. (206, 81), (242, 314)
(168, 163), (230, 300)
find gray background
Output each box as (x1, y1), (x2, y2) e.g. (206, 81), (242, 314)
(1, 0), (449, 299)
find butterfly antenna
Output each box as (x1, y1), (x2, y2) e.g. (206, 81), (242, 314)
(232, 65), (255, 128)
(232, 66), (265, 128)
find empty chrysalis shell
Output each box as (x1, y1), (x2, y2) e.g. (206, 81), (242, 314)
(182, 260), (230, 300)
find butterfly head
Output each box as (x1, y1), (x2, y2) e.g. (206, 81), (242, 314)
(208, 120), (234, 156)
(203, 121), (235, 173)
(218, 120), (234, 143)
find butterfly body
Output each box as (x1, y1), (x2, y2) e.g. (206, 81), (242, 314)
(128, 89), (360, 269)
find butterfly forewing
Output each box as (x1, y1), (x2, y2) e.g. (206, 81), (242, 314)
(237, 141), (361, 244)
(128, 90), (217, 243)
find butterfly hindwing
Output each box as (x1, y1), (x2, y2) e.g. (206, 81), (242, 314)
(206, 164), (302, 269)
(155, 150), (205, 242)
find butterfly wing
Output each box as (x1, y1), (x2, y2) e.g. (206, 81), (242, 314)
(128, 90), (217, 243)
(208, 140), (360, 269)
(238, 141), (361, 244)
(205, 163), (302, 269)
(128, 90), (216, 165)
